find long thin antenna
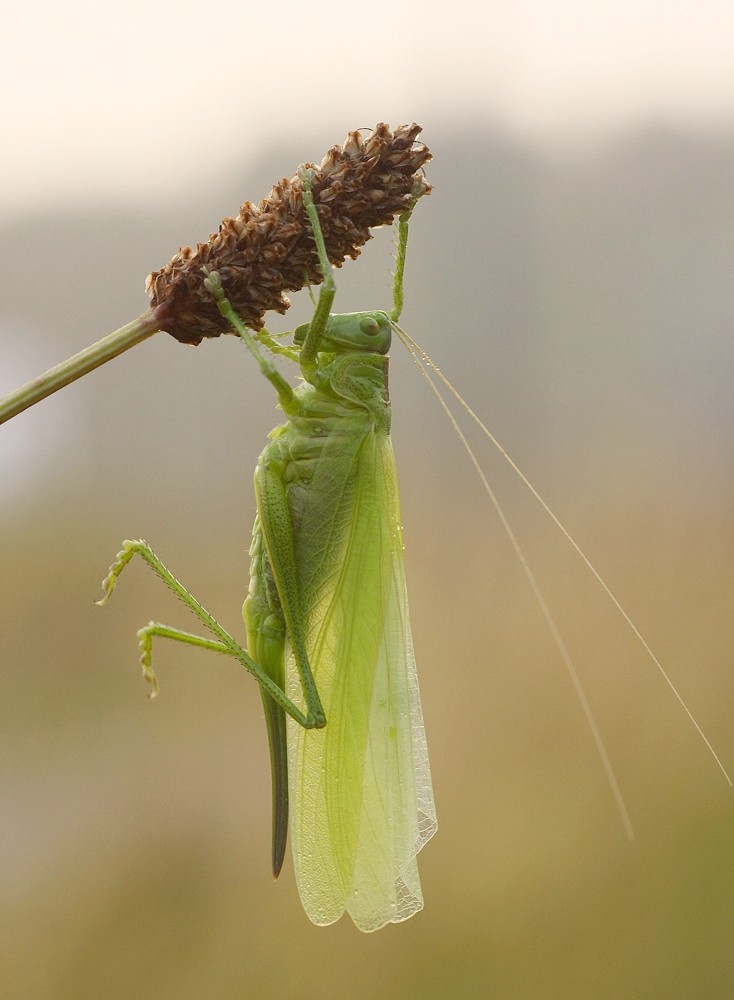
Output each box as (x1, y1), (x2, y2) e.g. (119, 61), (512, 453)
(394, 326), (636, 837)
(395, 322), (732, 795)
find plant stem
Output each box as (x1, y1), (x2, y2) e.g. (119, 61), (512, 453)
(0, 309), (163, 424)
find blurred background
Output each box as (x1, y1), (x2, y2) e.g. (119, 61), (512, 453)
(1, 2), (733, 997)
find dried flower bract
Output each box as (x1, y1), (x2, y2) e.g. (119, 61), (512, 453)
(147, 123), (431, 345)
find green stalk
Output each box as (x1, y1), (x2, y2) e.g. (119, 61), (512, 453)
(0, 310), (162, 424)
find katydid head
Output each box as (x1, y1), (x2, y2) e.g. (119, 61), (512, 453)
(293, 311), (392, 355)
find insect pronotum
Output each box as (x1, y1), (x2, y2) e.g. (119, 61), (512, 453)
(97, 175), (438, 933)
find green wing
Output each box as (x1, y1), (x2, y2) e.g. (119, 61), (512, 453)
(286, 422), (437, 932)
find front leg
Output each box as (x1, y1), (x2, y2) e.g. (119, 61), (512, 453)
(296, 172), (337, 370)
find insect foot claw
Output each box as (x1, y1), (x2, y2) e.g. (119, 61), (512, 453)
(96, 539), (144, 605)
(136, 624), (160, 699)
(298, 166), (315, 190)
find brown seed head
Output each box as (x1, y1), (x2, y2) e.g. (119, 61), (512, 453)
(147, 123), (431, 345)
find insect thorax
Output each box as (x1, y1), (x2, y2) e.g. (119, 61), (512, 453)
(246, 348), (391, 623)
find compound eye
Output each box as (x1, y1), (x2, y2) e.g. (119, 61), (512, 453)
(360, 316), (380, 337)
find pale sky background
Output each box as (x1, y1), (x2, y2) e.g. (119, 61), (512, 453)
(2, 0), (734, 215)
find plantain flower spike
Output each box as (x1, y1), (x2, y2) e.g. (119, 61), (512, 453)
(148, 123), (431, 345)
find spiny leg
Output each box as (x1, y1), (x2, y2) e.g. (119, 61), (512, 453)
(204, 272), (296, 410)
(135, 623), (232, 697)
(295, 170), (337, 369)
(97, 539), (322, 727)
(391, 188), (420, 324)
